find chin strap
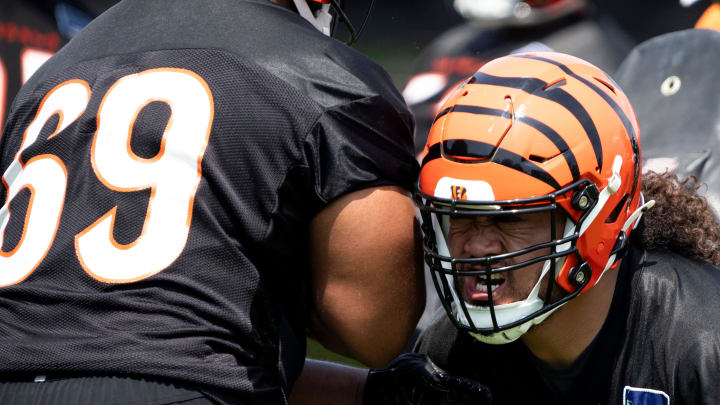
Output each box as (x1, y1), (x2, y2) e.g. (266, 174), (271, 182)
(293, 0), (333, 35)
(597, 194), (656, 283)
(578, 155), (623, 236)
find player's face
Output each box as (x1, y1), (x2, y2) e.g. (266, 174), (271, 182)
(447, 210), (564, 307)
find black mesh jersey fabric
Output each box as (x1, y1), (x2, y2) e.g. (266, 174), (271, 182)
(414, 244), (720, 405)
(0, 0), (417, 402)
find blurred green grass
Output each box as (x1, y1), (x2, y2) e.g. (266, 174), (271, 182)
(306, 338), (365, 367)
(356, 40), (423, 88)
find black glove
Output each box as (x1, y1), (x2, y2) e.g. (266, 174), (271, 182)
(363, 353), (492, 405)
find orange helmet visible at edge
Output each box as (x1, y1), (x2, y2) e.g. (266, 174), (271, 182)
(415, 52), (652, 344)
(696, 2), (720, 30)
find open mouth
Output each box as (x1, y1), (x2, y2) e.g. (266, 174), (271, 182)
(461, 271), (506, 306)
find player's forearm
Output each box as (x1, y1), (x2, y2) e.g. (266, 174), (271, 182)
(289, 359), (367, 405)
(309, 281), (424, 367)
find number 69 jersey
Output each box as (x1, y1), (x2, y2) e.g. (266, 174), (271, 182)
(0, 0), (417, 401)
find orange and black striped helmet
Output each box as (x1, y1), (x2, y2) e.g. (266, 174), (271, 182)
(416, 52), (650, 343)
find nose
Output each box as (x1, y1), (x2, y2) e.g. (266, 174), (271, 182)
(463, 221), (503, 258)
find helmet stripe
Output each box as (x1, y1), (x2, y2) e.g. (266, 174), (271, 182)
(511, 54), (641, 207)
(469, 71), (547, 93)
(493, 147), (562, 190)
(420, 142), (442, 168)
(421, 140), (562, 190)
(433, 104), (580, 180)
(433, 104), (509, 124)
(470, 71), (604, 172)
(517, 115), (580, 180)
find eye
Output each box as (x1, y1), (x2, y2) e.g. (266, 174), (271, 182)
(449, 217), (474, 230)
(495, 215), (524, 224)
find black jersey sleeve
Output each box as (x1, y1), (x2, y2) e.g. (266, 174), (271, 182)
(306, 94), (418, 203)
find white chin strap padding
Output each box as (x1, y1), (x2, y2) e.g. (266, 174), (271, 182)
(596, 195), (656, 283)
(578, 155), (623, 236)
(293, 1), (333, 35)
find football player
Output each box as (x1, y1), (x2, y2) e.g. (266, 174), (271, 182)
(413, 51), (720, 404)
(0, 0), (426, 403)
(294, 52), (720, 405)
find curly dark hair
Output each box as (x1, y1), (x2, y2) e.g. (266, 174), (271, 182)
(640, 171), (720, 266)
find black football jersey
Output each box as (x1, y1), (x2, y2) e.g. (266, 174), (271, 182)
(415, 242), (720, 404)
(0, 0), (417, 402)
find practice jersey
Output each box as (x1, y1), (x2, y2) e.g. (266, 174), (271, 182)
(415, 243), (720, 404)
(0, 0), (417, 402)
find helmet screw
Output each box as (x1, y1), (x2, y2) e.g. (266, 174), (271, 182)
(568, 262), (591, 288)
(577, 195), (589, 209)
(571, 184), (599, 211)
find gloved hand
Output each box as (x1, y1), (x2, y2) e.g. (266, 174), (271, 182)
(363, 353), (492, 405)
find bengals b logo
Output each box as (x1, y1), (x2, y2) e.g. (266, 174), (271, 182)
(451, 185), (467, 200)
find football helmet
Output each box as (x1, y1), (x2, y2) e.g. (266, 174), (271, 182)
(293, 0), (374, 44)
(453, 0), (587, 27)
(416, 52), (653, 344)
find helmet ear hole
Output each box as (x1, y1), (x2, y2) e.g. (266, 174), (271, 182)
(605, 194), (630, 224)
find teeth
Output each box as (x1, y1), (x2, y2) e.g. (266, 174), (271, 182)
(474, 273), (504, 293)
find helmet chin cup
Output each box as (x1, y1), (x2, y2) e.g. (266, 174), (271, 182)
(469, 305), (559, 344)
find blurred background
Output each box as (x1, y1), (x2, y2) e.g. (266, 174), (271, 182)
(349, 0), (711, 86)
